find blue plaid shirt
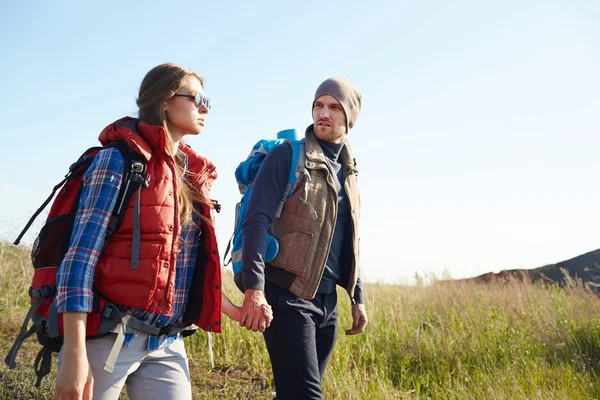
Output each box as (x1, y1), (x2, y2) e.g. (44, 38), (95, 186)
(55, 148), (201, 350)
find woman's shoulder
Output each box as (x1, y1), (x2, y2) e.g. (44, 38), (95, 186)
(86, 146), (127, 177)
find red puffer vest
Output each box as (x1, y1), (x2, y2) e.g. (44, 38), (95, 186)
(94, 117), (222, 332)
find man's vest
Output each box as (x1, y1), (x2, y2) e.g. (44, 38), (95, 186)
(266, 126), (361, 299)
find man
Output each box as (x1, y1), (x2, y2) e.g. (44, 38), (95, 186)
(239, 77), (367, 399)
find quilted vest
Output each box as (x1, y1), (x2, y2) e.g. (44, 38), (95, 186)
(94, 117), (222, 332)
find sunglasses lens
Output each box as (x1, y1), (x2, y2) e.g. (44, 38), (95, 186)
(195, 92), (211, 110)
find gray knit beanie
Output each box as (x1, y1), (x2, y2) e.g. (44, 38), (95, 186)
(313, 77), (362, 133)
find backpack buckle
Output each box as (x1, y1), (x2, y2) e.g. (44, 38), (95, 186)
(101, 303), (120, 320)
(29, 285), (56, 299)
(132, 162), (144, 173)
(158, 324), (173, 336)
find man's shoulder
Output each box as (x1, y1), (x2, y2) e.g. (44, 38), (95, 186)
(273, 142), (295, 154)
(264, 142), (294, 164)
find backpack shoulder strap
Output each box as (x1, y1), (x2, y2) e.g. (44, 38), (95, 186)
(285, 140), (306, 197)
(274, 140), (305, 218)
(102, 141), (148, 270)
(103, 142), (148, 238)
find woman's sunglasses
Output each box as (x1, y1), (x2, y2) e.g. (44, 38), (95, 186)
(173, 92), (211, 110)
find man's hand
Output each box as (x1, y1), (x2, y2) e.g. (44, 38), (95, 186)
(239, 288), (272, 332)
(345, 303), (368, 335)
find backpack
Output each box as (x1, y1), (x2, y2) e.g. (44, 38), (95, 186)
(4, 141), (150, 387)
(224, 129), (306, 292)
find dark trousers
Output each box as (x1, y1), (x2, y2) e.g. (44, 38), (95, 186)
(263, 280), (339, 400)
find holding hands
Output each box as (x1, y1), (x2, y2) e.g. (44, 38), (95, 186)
(222, 291), (273, 332)
(239, 289), (273, 333)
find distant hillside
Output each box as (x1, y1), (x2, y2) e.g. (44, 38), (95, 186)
(458, 249), (600, 290)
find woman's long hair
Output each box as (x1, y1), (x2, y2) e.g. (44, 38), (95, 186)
(136, 63), (212, 227)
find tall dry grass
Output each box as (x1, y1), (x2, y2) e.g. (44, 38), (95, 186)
(2, 241), (600, 399)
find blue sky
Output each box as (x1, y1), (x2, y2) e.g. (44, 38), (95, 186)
(1, 0), (599, 283)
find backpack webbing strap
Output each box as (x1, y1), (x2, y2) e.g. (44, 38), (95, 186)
(286, 141), (305, 196)
(117, 315), (194, 337)
(47, 300), (60, 339)
(103, 314), (195, 373)
(231, 250), (242, 266)
(208, 326), (214, 369)
(14, 147), (102, 246)
(223, 233), (234, 266)
(103, 322), (126, 373)
(131, 188), (141, 270)
(4, 297), (45, 368)
(13, 178), (68, 245)
(103, 142), (147, 268)
(34, 348), (53, 388)
(104, 142), (147, 231)
(274, 141), (305, 218)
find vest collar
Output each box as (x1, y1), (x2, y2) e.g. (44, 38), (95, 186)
(98, 117), (218, 190)
(99, 117), (168, 162)
(304, 125), (358, 175)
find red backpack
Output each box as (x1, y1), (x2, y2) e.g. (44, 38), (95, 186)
(4, 141), (150, 386)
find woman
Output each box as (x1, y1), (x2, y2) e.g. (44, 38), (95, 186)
(54, 63), (272, 400)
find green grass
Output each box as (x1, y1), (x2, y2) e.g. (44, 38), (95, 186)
(2, 241), (600, 399)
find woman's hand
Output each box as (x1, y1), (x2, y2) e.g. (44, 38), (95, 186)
(55, 312), (92, 400)
(223, 292), (274, 331)
(55, 348), (93, 400)
(222, 293), (243, 322)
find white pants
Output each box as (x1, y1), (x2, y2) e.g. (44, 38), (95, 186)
(57, 333), (192, 400)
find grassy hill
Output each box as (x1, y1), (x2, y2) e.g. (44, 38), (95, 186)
(461, 249), (600, 292)
(2, 241), (600, 399)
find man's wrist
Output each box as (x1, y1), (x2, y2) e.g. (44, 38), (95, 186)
(243, 272), (265, 293)
(246, 288), (265, 296)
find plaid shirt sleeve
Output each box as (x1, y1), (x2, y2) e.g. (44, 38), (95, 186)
(55, 148), (125, 313)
